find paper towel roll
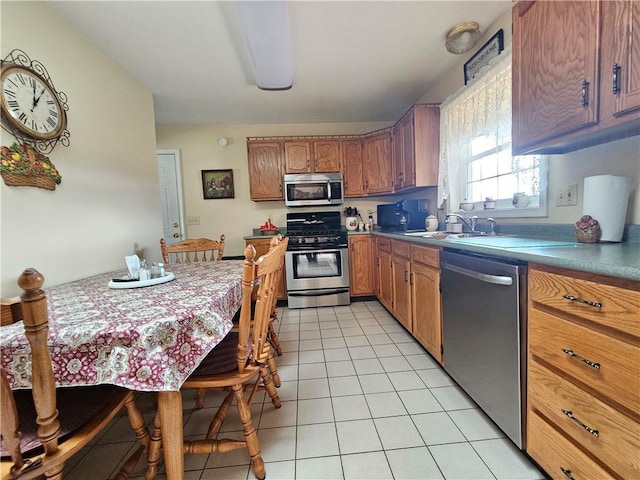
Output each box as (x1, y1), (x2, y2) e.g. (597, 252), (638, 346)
(583, 175), (632, 242)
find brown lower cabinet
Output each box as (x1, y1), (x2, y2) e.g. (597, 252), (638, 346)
(527, 264), (639, 479)
(375, 237), (442, 363)
(348, 235), (375, 296)
(245, 237), (287, 300)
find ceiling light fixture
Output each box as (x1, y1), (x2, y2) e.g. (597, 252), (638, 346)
(233, 1), (293, 90)
(445, 21), (481, 54)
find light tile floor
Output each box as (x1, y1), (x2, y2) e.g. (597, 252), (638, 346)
(64, 301), (546, 480)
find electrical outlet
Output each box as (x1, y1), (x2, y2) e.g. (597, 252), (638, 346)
(556, 184), (578, 207)
(186, 216), (200, 225)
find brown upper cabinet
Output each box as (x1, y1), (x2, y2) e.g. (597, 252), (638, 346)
(392, 104), (439, 192)
(341, 138), (364, 197)
(512, 0), (640, 155)
(363, 129), (393, 195)
(313, 140), (341, 173)
(284, 141), (312, 173)
(284, 139), (341, 174)
(247, 141), (284, 201)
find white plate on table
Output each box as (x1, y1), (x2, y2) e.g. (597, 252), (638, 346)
(108, 272), (175, 289)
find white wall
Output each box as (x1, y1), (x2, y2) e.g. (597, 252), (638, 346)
(420, 9), (640, 225)
(0, 2), (163, 297)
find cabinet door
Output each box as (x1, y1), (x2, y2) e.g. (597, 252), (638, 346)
(402, 112), (416, 189)
(392, 122), (404, 191)
(247, 141), (284, 201)
(411, 262), (442, 363)
(363, 130), (393, 194)
(391, 255), (412, 332)
(284, 141), (311, 173)
(349, 235), (375, 296)
(313, 140), (340, 173)
(512, 1), (600, 151)
(604, 1), (640, 117)
(413, 104), (439, 187)
(377, 250), (393, 312)
(341, 139), (364, 197)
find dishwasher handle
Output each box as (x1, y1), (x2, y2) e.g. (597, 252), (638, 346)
(442, 261), (513, 286)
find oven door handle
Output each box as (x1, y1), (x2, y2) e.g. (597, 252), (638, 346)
(288, 288), (350, 297)
(288, 247), (347, 254)
(442, 262), (513, 286)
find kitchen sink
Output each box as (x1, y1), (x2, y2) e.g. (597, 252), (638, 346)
(401, 231), (506, 239)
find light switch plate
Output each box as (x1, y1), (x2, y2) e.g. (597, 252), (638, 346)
(556, 184), (578, 207)
(186, 216), (200, 225)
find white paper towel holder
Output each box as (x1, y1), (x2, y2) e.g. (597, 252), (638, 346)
(583, 175), (632, 243)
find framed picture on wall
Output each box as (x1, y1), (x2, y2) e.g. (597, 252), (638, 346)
(201, 169), (234, 199)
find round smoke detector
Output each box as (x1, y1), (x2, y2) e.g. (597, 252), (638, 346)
(445, 21), (481, 54)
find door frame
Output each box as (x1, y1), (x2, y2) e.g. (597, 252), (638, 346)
(157, 149), (186, 242)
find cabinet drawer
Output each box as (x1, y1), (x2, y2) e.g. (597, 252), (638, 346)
(529, 309), (639, 413)
(410, 244), (439, 269)
(391, 239), (410, 258)
(529, 268), (640, 339)
(527, 410), (615, 480)
(377, 237), (391, 252)
(529, 362), (640, 479)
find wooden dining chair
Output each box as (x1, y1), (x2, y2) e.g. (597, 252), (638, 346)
(193, 234), (288, 409)
(160, 235), (225, 264)
(146, 239), (287, 480)
(0, 269), (151, 480)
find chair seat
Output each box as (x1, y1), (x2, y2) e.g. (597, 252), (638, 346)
(1, 385), (129, 458)
(190, 332), (250, 377)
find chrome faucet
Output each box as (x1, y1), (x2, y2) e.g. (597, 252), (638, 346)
(448, 210), (479, 232)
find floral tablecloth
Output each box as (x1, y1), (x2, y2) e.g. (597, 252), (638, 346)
(1, 261), (243, 392)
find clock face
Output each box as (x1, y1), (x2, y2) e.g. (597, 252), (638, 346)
(1, 64), (66, 141)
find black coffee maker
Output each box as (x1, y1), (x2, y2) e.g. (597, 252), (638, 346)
(394, 201), (410, 230)
(377, 199), (427, 231)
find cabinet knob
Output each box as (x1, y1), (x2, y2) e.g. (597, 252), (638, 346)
(560, 468), (576, 480)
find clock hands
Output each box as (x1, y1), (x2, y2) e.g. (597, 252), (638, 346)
(31, 87), (46, 111)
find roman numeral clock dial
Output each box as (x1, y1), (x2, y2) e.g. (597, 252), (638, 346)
(1, 51), (68, 151)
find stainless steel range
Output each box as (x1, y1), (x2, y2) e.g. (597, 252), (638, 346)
(285, 211), (350, 309)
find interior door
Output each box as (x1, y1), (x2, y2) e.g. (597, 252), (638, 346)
(157, 150), (185, 246)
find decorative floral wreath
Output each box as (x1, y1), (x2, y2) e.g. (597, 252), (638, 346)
(0, 143), (62, 185)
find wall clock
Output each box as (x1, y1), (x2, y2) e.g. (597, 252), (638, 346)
(0, 49), (70, 153)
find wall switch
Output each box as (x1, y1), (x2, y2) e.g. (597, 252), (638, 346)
(186, 216), (200, 225)
(556, 184), (578, 206)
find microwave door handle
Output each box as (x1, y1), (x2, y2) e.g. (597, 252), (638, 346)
(327, 181), (332, 201)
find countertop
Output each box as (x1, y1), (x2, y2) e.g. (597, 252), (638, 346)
(366, 230), (640, 282)
(244, 226), (640, 282)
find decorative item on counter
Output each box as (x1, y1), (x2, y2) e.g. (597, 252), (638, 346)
(344, 206), (359, 231)
(368, 213), (374, 231)
(425, 215), (439, 232)
(574, 215), (601, 243)
(483, 197), (495, 210)
(459, 201), (474, 211)
(0, 143), (62, 190)
(259, 217), (279, 235)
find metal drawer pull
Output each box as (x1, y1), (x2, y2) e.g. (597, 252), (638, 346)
(560, 467), (575, 480)
(562, 348), (600, 369)
(562, 294), (602, 308)
(562, 409), (599, 437)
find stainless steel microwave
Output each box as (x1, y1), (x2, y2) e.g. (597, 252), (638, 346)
(284, 173), (344, 207)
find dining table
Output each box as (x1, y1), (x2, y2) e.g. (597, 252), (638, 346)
(0, 259), (245, 479)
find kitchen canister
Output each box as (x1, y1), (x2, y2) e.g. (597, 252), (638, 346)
(425, 215), (439, 232)
(583, 174), (632, 242)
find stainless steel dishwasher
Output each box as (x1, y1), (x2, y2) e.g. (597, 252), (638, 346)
(440, 250), (528, 449)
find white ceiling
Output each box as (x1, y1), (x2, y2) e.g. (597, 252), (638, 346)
(50, 1), (512, 126)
